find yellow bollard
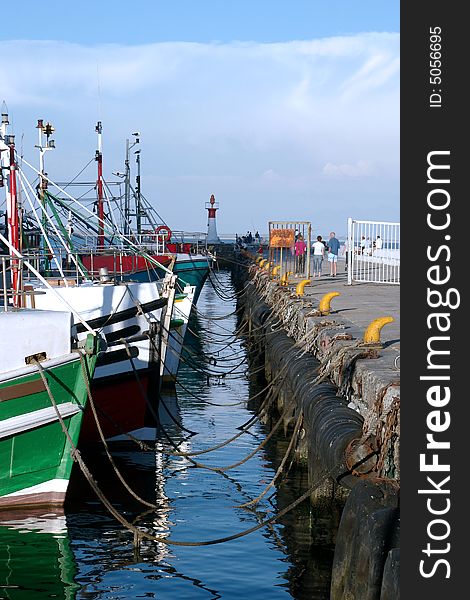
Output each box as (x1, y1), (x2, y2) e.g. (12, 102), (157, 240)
(363, 316), (395, 344)
(271, 265), (281, 277)
(259, 259), (267, 268)
(280, 271), (293, 286)
(295, 279), (311, 296)
(318, 291), (340, 315)
(263, 261), (272, 271)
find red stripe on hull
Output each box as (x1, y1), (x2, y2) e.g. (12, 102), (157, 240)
(80, 374), (152, 444)
(0, 491), (65, 511)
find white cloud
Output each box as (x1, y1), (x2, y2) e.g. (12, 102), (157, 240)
(0, 33), (399, 233)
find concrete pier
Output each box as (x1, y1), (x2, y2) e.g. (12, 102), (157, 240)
(231, 251), (400, 599)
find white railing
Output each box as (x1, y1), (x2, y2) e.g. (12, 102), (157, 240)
(347, 218), (400, 285)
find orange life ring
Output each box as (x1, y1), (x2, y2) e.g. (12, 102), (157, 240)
(155, 225), (172, 242)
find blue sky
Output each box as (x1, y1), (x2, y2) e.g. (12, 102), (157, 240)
(2, 1), (399, 237)
(6, 1), (399, 44)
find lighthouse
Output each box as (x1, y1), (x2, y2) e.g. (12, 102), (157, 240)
(205, 194), (220, 243)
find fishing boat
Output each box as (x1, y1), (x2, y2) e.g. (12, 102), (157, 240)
(0, 297), (100, 509)
(26, 275), (172, 443)
(2, 115), (178, 444)
(27, 120), (207, 389)
(1, 124), (99, 508)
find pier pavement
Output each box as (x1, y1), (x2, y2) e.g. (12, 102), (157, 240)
(293, 261), (400, 353)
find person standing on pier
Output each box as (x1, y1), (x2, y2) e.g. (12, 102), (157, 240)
(312, 235), (325, 278)
(294, 234), (307, 275)
(327, 231), (340, 277)
(360, 235), (366, 254)
(374, 235), (383, 252)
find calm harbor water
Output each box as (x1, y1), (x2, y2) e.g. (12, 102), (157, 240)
(0, 270), (334, 599)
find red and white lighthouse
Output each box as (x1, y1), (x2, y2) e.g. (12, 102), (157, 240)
(205, 194), (220, 243)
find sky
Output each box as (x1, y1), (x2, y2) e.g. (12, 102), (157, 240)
(1, 1), (399, 238)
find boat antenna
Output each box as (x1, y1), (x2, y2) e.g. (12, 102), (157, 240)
(95, 121), (105, 248)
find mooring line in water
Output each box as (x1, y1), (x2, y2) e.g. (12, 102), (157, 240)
(157, 320), (254, 379)
(158, 388), (278, 458)
(185, 316), (271, 345)
(236, 411), (304, 509)
(152, 390), (274, 464)
(161, 330), (266, 383)
(150, 384), (278, 462)
(163, 399), (296, 472)
(82, 442), (339, 548)
(147, 335), (254, 408)
(171, 360), (280, 412)
(176, 348), (251, 379)
(128, 315), (251, 386)
(206, 271), (240, 302)
(191, 315), (241, 336)
(186, 323), (245, 349)
(190, 301), (246, 322)
(177, 320), (339, 410)
(205, 281), (237, 303)
(181, 336), (249, 364)
(208, 265), (253, 296)
(159, 330), (293, 411)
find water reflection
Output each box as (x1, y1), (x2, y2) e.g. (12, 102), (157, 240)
(0, 510), (79, 599)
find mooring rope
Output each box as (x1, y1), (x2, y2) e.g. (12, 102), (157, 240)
(236, 411), (303, 508)
(32, 315), (371, 550)
(72, 352), (160, 509)
(160, 388), (278, 458)
(165, 399), (296, 472)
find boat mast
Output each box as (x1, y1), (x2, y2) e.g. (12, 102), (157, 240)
(1, 111), (21, 305)
(95, 121), (105, 248)
(7, 136), (20, 305)
(124, 138), (130, 236)
(35, 119), (55, 271)
(123, 132), (139, 237)
(135, 147), (142, 235)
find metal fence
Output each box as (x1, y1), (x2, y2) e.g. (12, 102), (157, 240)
(347, 218), (400, 285)
(268, 221), (311, 278)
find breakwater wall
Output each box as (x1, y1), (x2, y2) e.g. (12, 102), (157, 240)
(232, 257), (400, 600)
